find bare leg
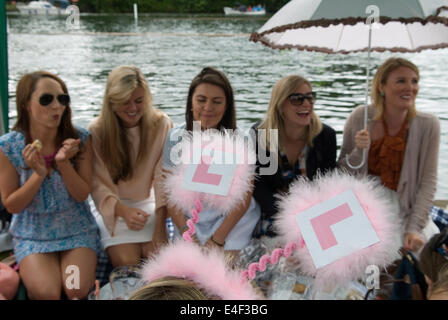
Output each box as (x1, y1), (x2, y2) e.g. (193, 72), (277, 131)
(141, 241), (156, 258)
(19, 252), (62, 300)
(60, 247), (97, 300)
(107, 243), (143, 267)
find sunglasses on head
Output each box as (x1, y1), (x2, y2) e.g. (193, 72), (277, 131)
(39, 93), (70, 107)
(287, 92), (316, 106)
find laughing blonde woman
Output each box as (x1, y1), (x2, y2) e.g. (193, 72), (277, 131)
(89, 66), (172, 267)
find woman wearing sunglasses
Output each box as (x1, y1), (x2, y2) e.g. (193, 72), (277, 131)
(338, 57), (440, 253)
(252, 75), (337, 238)
(0, 71), (100, 299)
(88, 66), (172, 267)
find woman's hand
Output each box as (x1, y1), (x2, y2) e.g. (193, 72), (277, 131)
(115, 202), (150, 231)
(55, 138), (81, 162)
(354, 127), (370, 150)
(404, 232), (425, 252)
(22, 144), (47, 177)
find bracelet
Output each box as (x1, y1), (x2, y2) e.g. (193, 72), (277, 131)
(211, 236), (225, 247)
(180, 225), (189, 233)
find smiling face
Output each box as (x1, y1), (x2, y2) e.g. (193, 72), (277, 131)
(27, 77), (67, 130)
(191, 83), (227, 130)
(281, 83), (314, 128)
(381, 66), (419, 114)
(114, 86), (146, 128)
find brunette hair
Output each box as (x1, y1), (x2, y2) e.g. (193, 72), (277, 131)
(185, 67), (236, 131)
(13, 71), (81, 167)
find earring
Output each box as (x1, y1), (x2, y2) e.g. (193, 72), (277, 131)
(380, 92), (385, 97)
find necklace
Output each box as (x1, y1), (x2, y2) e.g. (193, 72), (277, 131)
(42, 152), (57, 168)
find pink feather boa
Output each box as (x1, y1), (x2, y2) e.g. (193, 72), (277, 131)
(275, 171), (402, 291)
(164, 130), (255, 216)
(140, 241), (262, 300)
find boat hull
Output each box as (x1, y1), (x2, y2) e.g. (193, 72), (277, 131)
(223, 7), (266, 16)
(17, 6), (66, 15)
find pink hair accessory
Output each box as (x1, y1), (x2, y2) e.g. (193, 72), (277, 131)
(241, 242), (298, 281)
(275, 170), (402, 291)
(164, 130), (256, 216)
(182, 199), (202, 242)
(140, 240), (262, 300)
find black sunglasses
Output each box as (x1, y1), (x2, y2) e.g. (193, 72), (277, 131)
(288, 92), (316, 106)
(39, 93), (70, 107)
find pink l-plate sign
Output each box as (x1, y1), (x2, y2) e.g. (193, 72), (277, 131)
(191, 155), (223, 186)
(310, 203), (353, 251)
(295, 189), (380, 269)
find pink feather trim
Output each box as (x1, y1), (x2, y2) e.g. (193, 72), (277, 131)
(164, 130), (255, 216)
(275, 171), (402, 291)
(140, 241), (262, 300)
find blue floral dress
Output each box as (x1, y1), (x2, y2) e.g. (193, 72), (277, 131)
(0, 127), (101, 264)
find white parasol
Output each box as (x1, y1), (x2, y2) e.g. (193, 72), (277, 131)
(251, 0), (448, 168)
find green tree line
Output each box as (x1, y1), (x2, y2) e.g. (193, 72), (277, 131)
(75, 0), (290, 13)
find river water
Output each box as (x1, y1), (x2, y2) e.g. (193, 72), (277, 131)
(5, 13), (448, 199)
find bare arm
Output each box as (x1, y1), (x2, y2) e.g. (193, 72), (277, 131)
(152, 206), (168, 247)
(0, 146), (46, 213)
(208, 186), (253, 247)
(56, 137), (93, 202)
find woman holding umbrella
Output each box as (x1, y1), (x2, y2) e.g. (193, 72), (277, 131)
(339, 57), (440, 253)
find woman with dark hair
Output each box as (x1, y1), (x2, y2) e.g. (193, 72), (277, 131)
(0, 71), (100, 299)
(184, 67), (236, 131)
(162, 67), (260, 251)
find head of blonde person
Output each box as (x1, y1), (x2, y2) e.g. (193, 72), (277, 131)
(419, 230), (448, 298)
(427, 266), (448, 300)
(129, 276), (212, 300)
(370, 57), (419, 121)
(258, 75), (322, 151)
(98, 65), (163, 183)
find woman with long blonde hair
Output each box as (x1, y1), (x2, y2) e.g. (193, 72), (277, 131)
(89, 65), (172, 266)
(252, 75), (337, 238)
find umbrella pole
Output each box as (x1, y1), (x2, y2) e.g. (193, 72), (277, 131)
(345, 23), (372, 170)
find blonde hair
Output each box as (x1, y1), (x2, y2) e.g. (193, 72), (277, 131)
(420, 232), (448, 283)
(97, 65), (164, 183)
(129, 276), (211, 300)
(429, 265), (448, 299)
(371, 57), (419, 121)
(258, 75), (322, 151)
